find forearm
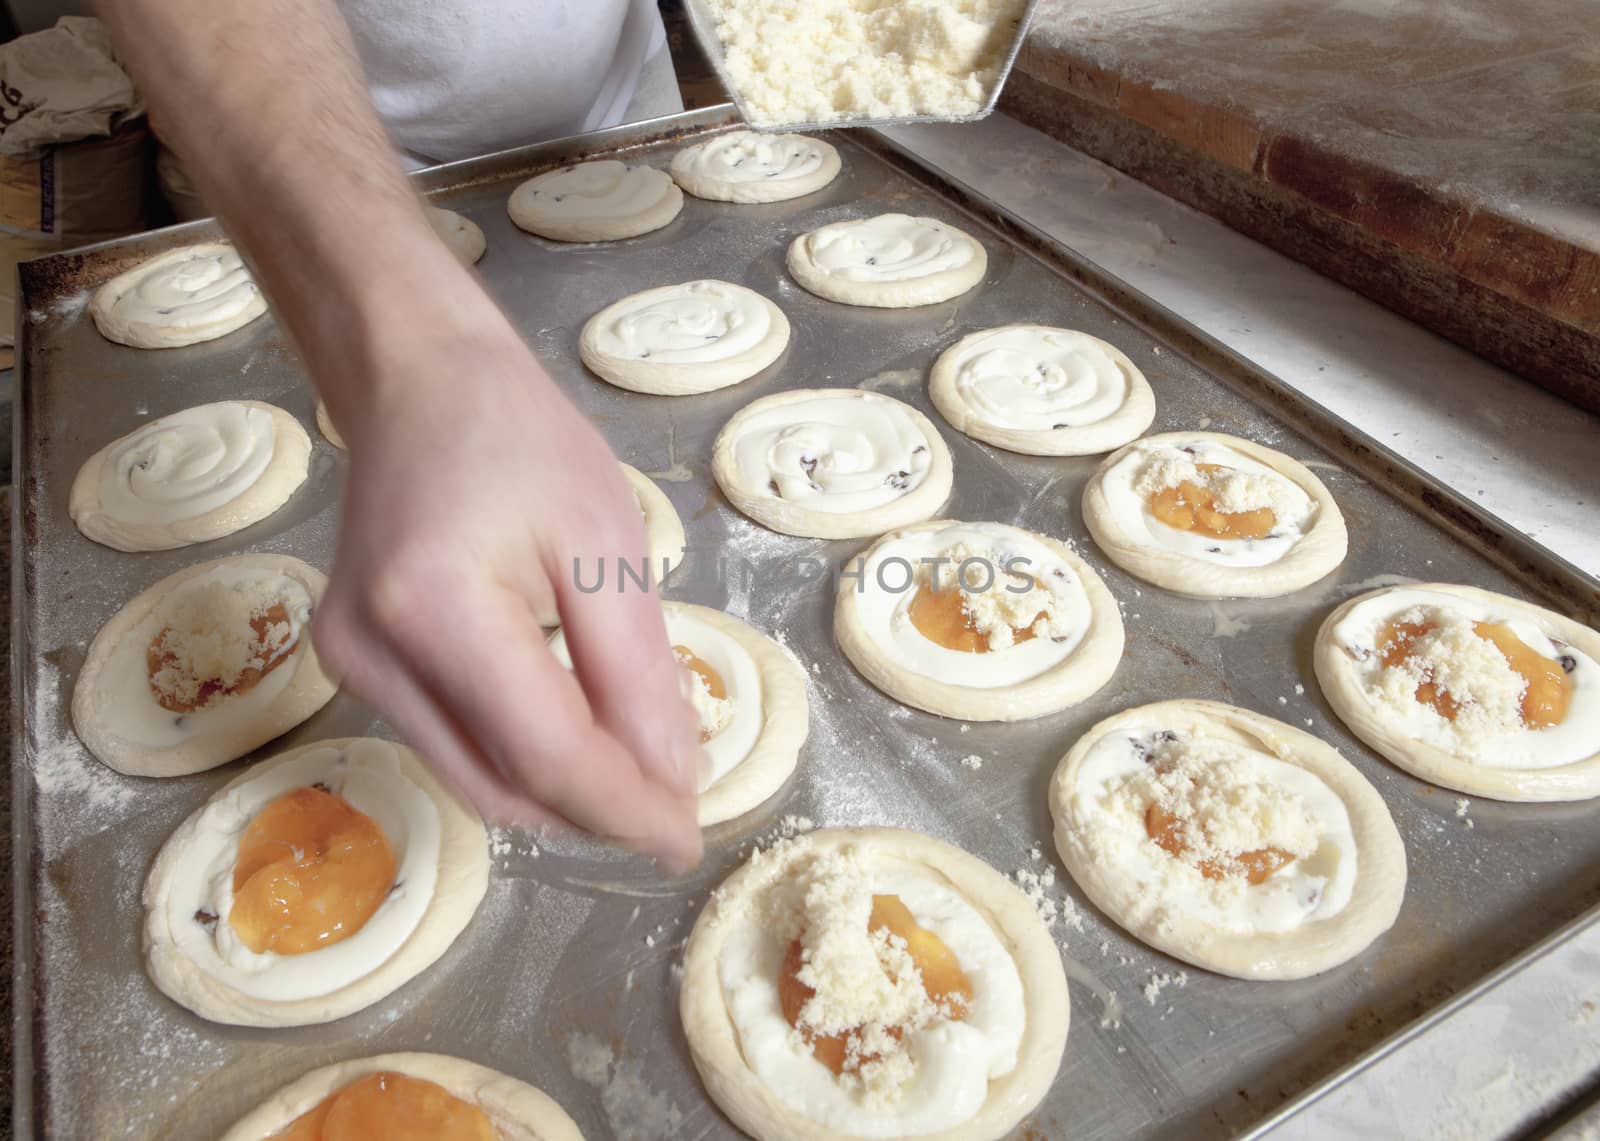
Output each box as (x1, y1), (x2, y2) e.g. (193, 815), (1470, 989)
(98, 1), (489, 431)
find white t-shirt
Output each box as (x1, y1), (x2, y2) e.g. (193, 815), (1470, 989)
(338, 0), (665, 163)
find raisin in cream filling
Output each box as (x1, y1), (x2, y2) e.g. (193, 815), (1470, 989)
(672, 130), (831, 190)
(165, 740), (441, 1001)
(718, 850), (1025, 1136)
(95, 402), (277, 526)
(588, 280), (777, 365)
(854, 523), (1093, 688)
(95, 245), (264, 337)
(1074, 728), (1358, 934)
(729, 392), (935, 513)
(1331, 588), (1599, 768)
(1099, 437), (1316, 567)
(548, 609), (763, 792)
(511, 160), (675, 224)
(799, 214), (976, 283)
(96, 563), (314, 748)
(946, 326), (1132, 429)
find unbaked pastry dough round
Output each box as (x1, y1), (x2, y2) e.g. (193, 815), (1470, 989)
(671, 129), (842, 203)
(90, 242), (268, 349)
(71, 554), (337, 777)
(314, 400), (345, 449)
(1051, 699), (1406, 980)
(712, 388), (953, 539)
(621, 462), (687, 577)
(69, 400), (310, 552)
(1315, 583), (1600, 802)
(1083, 431), (1347, 599)
(787, 214), (987, 309)
(580, 279), (790, 395)
(144, 738), (489, 1027)
(548, 602), (808, 825)
(507, 159), (683, 242)
(834, 520), (1124, 721)
(219, 1052), (582, 1141)
(929, 325), (1156, 456)
(680, 826), (1069, 1141)
(428, 204), (487, 265)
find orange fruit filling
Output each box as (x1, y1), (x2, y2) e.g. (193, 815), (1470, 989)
(1145, 804), (1294, 884)
(907, 581), (1046, 653)
(229, 786), (397, 956)
(146, 602), (297, 713)
(778, 894), (973, 1076)
(1147, 463), (1276, 540)
(274, 1072), (493, 1141)
(673, 644), (726, 742)
(1378, 619), (1571, 729)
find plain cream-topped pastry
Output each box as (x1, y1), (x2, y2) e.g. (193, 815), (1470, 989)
(788, 213), (987, 308)
(680, 827), (1068, 1141)
(1084, 430), (1347, 598)
(671, 129), (842, 203)
(507, 159), (683, 242)
(929, 324), (1156, 456)
(1316, 583), (1600, 801)
(1051, 700), (1406, 980)
(143, 739), (489, 1027)
(580, 279), (791, 395)
(90, 242), (268, 349)
(712, 388), (954, 539)
(835, 520), (1124, 721)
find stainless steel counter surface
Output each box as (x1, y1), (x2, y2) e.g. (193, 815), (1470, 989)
(882, 112), (1600, 1140)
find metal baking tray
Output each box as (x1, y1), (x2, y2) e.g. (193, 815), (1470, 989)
(12, 104), (1600, 1140)
(681, 0), (1042, 133)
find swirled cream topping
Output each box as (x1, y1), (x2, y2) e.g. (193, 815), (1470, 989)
(947, 326), (1132, 429)
(590, 280), (777, 365)
(801, 214), (978, 283)
(95, 244), (264, 340)
(731, 392), (935, 514)
(96, 402), (277, 527)
(514, 160), (675, 224)
(672, 130), (834, 191)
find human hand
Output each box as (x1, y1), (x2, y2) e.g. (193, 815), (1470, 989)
(310, 292), (704, 871)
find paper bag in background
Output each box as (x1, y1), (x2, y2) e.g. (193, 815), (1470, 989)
(0, 16), (157, 352)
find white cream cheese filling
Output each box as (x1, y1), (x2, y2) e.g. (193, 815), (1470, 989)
(852, 523), (1092, 688)
(800, 214), (976, 283)
(947, 325), (1132, 429)
(1099, 437), (1317, 568)
(731, 392), (936, 514)
(512, 160), (674, 225)
(96, 402), (276, 527)
(96, 564), (314, 748)
(165, 739), (442, 1001)
(718, 864), (1024, 1138)
(1330, 588), (1598, 769)
(673, 130), (832, 189)
(589, 280), (776, 365)
(97, 245), (263, 336)
(1073, 727), (1358, 934)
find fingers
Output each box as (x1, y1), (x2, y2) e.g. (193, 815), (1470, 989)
(367, 569), (704, 870)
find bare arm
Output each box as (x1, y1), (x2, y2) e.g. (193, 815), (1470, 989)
(98, 0), (704, 867)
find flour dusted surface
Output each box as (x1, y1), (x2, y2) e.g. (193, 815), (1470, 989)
(704, 0), (1029, 126)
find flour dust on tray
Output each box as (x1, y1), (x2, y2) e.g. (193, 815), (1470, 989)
(1050, 700), (1407, 980)
(702, 0), (1031, 126)
(1316, 583), (1600, 802)
(144, 738), (490, 1027)
(217, 1052), (580, 1140)
(680, 826), (1068, 1140)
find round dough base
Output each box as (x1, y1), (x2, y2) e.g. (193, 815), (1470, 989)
(1082, 431), (1348, 599)
(218, 1052), (581, 1141)
(507, 163), (683, 242)
(786, 219), (987, 309)
(680, 826), (1069, 1141)
(429, 205), (487, 264)
(144, 739), (490, 1027)
(1315, 583), (1600, 802)
(670, 130), (842, 204)
(620, 462), (687, 576)
(90, 242), (268, 349)
(1050, 699), (1407, 980)
(314, 400), (345, 449)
